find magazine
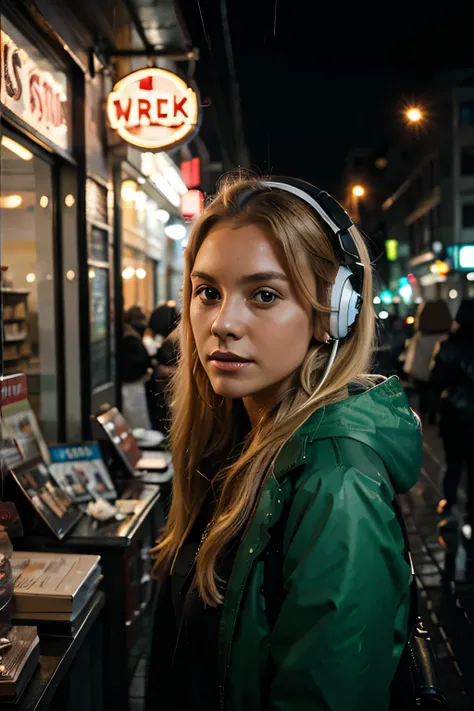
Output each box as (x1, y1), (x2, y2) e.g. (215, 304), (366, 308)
(48, 443), (117, 503)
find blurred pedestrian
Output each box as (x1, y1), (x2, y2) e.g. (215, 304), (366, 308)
(152, 325), (180, 434)
(431, 299), (474, 528)
(373, 315), (406, 377)
(143, 301), (180, 357)
(119, 306), (152, 430)
(142, 302), (180, 432)
(403, 299), (452, 422)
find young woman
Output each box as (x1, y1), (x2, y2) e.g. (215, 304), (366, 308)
(146, 177), (422, 711)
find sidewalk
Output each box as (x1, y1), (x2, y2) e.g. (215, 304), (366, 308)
(402, 422), (474, 709)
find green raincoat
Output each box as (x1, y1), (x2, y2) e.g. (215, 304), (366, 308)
(147, 377), (422, 711)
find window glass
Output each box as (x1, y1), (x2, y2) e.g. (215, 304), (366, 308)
(461, 147), (474, 176)
(462, 204), (474, 228)
(460, 100), (474, 127)
(1, 137), (58, 440)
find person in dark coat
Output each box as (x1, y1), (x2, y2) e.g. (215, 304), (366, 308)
(373, 315), (407, 378)
(119, 307), (152, 429)
(431, 299), (474, 528)
(404, 299), (452, 423)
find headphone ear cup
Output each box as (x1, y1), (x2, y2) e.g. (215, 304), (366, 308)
(329, 266), (362, 340)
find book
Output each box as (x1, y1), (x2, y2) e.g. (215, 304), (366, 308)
(13, 575), (103, 623)
(0, 626), (40, 700)
(10, 552), (101, 615)
(13, 588), (103, 638)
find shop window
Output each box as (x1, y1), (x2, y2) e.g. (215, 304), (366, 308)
(462, 203), (474, 228)
(86, 179), (113, 390)
(460, 99), (474, 127)
(461, 147), (474, 176)
(0, 138), (58, 440)
(89, 266), (111, 390)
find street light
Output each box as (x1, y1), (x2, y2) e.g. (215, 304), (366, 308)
(406, 107), (423, 123)
(350, 184), (365, 222)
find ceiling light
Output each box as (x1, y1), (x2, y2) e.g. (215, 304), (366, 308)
(122, 266), (135, 280)
(89, 268), (96, 279)
(379, 311), (389, 320)
(1, 136), (33, 161)
(0, 194), (23, 208)
(65, 194), (75, 207)
(66, 270), (76, 281)
(373, 296), (381, 305)
(467, 272), (474, 282)
(136, 268), (147, 280)
(121, 180), (137, 202)
(26, 273), (36, 283)
(39, 196), (49, 208)
(155, 209), (170, 223)
(449, 289), (458, 300)
(165, 219), (186, 240)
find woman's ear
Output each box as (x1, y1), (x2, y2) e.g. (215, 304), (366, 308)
(313, 311), (330, 344)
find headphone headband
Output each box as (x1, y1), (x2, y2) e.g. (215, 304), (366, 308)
(261, 178), (361, 267)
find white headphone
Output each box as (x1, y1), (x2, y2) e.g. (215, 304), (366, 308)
(261, 179), (364, 342)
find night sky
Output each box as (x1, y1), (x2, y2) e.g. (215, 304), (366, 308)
(186, 0), (473, 196)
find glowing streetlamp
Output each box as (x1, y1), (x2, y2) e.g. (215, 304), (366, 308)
(350, 185), (365, 222)
(406, 107), (423, 123)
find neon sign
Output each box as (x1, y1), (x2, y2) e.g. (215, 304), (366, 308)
(106, 68), (200, 151)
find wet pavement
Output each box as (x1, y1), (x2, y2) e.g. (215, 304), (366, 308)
(403, 421), (474, 709)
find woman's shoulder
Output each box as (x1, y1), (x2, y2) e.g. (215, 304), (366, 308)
(291, 435), (393, 504)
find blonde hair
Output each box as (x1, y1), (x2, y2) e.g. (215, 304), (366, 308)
(152, 177), (375, 605)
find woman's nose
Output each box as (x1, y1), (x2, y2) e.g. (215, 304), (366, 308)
(211, 299), (245, 340)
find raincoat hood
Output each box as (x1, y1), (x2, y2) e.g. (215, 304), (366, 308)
(296, 376), (422, 493)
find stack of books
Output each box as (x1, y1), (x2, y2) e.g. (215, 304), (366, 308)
(0, 626), (40, 702)
(10, 552), (102, 636)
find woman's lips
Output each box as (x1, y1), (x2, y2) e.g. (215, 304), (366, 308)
(209, 360), (253, 372)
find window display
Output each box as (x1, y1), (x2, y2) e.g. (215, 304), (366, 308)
(0, 137), (58, 440)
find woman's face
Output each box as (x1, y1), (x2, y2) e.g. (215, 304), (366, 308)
(190, 221), (315, 424)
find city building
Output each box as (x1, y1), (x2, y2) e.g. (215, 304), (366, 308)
(0, 0), (224, 441)
(340, 70), (474, 317)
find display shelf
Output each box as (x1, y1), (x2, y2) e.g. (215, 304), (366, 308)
(0, 592), (105, 711)
(1, 289), (30, 296)
(3, 318), (27, 323)
(4, 335), (28, 343)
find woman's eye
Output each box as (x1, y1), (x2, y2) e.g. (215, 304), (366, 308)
(195, 286), (220, 302)
(254, 290), (278, 304)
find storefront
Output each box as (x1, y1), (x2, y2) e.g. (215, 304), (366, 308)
(1, 8), (77, 442)
(116, 147), (189, 320)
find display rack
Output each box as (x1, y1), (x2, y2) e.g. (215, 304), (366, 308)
(1, 289), (31, 377)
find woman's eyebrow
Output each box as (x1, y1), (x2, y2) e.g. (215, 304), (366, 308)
(191, 270), (289, 284)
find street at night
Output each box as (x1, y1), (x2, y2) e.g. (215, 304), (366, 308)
(1, 1), (474, 710)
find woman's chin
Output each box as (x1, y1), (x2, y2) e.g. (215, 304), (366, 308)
(209, 376), (256, 400)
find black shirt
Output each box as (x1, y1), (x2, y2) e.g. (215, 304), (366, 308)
(167, 498), (229, 711)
